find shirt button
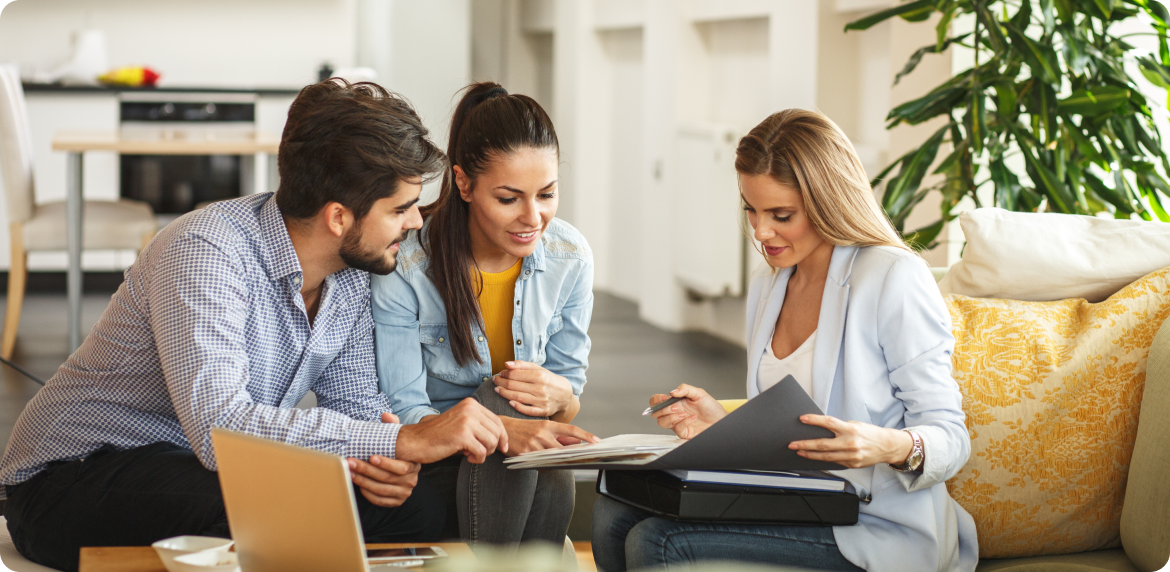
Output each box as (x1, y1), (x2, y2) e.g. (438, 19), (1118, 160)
(438, 337), (444, 343)
(478, 336), (484, 342)
(516, 339), (522, 346)
(524, 270), (532, 276)
(515, 299), (520, 305)
(482, 376), (489, 382)
(293, 276), (301, 285)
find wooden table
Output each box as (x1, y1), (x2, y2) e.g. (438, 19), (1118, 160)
(51, 131), (281, 350)
(79, 542), (474, 571)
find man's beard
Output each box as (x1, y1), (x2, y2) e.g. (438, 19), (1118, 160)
(340, 223), (408, 276)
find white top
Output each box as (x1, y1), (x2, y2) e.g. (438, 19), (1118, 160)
(757, 329), (816, 395)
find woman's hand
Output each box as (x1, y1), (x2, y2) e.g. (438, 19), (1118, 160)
(650, 384), (728, 440)
(499, 417), (600, 457)
(788, 415), (915, 469)
(493, 361), (574, 418)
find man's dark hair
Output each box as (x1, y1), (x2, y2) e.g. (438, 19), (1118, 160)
(276, 79), (445, 221)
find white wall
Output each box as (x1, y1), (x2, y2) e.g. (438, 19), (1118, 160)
(0, 0), (472, 271)
(0, 0), (357, 88)
(467, 0), (956, 347)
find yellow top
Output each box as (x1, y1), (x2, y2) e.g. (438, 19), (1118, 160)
(477, 259), (523, 374)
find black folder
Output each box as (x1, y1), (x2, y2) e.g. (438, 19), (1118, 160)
(556, 375), (841, 472)
(598, 469), (859, 525)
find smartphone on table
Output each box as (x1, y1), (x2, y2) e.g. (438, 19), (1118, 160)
(367, 546), (447, 564)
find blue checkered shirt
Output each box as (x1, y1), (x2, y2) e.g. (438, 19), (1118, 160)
(0, 193), (400, 495)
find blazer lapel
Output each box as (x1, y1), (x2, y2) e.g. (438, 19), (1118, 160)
(747, 266), (792, 399)
(810, 246), (859, 413)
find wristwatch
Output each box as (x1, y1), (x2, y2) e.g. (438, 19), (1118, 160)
(890, 430), (924, 472)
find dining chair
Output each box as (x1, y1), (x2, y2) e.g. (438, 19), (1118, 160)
(0, 64), (158, 359)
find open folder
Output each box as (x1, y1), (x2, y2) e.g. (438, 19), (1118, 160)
(505, 375), (840, 471)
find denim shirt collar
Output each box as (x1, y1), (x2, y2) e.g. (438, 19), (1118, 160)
(522, 232), (547, 276)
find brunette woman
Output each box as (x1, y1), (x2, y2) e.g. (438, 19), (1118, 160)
(371, 83), (596, 548)
(592, 109), (977, 572)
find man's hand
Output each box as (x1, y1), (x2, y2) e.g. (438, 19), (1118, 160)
(493, 361), (574, 418)
(395, 398), (509, 464)
(346, 411), (415, 508)
(650, 384), (727, 440)
(500, 417), (600, 457)
(347, 456), (419, 507)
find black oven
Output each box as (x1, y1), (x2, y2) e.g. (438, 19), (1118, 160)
(119, 92), (257, 216)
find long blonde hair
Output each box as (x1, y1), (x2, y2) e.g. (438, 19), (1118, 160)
(735, 109), (911, 255)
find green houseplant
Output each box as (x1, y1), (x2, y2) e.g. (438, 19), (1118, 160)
(847, 0), (1170, 249)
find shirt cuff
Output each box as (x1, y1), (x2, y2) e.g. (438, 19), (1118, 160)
(401, 406), (441, 426)
(894, 425), (947, 493)
(344, 419), (402, 460)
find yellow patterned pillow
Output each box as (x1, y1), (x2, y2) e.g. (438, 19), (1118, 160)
(945, 267), (1170, 559)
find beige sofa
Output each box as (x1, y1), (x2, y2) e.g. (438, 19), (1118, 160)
(923, 260), (1170, 572)
(967, 310), (1170, 572)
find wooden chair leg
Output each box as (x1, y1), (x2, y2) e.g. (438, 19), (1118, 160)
(3, 223), (27, 360)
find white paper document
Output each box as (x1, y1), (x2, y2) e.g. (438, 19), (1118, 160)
(503, 434), (685, 469)
(503, 376), (841, 472)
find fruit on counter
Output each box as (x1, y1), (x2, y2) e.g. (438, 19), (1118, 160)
(97, 66), (160, 87)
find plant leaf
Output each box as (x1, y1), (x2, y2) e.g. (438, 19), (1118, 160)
(989, 158), (1025, 210)
(845, 0), (934, 31)
(1003, 22), (1061, 83)
(974, 2), (1009, 53)
(1094, 0), (1115, 18)
(1003, 118), (1078, 212)
(1138, 55), (1170, 88)
(936, 5), (956, 50)
(882, 124), (950, 225)
(903, 219), (946, 251)
(894, 33), (971, 85)
(1041, 0), (1057, 33)
(1148, 0), (1170, 25)
(887, 86), (968, 126)
(1057, 86), (1130, 115)
(1064, 116), (1110, 167)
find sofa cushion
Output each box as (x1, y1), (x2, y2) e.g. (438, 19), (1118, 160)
(938, 208), (1170, 303)
(975, 548), (1138, 572)
(1120, 313), (1170, 570)
(944, 267), (1170, 559)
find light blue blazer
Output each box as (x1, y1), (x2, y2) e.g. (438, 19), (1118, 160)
(745, 245), (978, 572)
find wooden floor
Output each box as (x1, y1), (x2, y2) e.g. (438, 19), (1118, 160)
(574, 541), (596, 572)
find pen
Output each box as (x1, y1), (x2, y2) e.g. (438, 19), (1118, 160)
(642, 396), (684, 416)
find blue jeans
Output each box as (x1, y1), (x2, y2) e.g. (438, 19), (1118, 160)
(592, 496), (864, 572)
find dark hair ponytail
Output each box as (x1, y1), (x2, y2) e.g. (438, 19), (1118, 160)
(421, 82), (559, 367)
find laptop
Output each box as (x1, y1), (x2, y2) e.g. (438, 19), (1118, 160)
(211, 428), (435, 572)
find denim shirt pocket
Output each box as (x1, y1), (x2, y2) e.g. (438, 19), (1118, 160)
(419, 324), (460, 382)
(536, 312), (564, 362)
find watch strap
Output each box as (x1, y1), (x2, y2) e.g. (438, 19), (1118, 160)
(890, 430), (923, 472)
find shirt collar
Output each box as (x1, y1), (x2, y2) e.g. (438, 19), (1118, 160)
(258, 194), (304, 282)
(523, 234), (547, 275)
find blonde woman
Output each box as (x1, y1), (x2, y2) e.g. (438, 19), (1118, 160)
(592, 110), (977, 572)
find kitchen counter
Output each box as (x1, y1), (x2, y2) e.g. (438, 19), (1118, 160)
(22, 83), (304, 96)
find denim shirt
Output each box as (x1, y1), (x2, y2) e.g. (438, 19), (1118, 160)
(371, 218), (594, 425)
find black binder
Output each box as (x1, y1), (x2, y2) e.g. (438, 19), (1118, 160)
(598, 470), (859, 526)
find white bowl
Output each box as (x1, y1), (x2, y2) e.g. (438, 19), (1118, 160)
(151, 536), (234, 572)
(172, 550), (240, 572)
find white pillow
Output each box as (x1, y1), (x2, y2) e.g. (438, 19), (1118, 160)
(937, 208), (1170, 302)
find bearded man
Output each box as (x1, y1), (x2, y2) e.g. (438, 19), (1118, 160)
(0, 80), (508, 572)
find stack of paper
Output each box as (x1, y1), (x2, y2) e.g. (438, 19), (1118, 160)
(503, 434), (685, 469)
